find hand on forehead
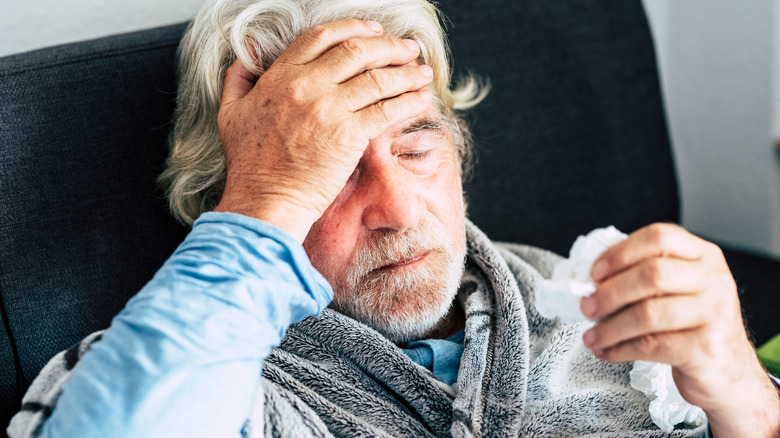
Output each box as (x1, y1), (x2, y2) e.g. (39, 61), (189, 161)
(214, 19), (435, 242)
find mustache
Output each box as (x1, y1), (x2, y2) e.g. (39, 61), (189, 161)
(346, 218), (448, 285)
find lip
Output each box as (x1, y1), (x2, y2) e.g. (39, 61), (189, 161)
(379, 250), (431, 271)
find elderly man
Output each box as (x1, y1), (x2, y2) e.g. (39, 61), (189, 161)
(8, 0), (780, 437)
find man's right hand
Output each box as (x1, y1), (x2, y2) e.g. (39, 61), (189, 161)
(214, 19), (434, 242)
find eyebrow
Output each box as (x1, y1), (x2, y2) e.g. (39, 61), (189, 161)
(401, 117), (445, 135)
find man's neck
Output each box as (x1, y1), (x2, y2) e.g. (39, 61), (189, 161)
(427, 301), (466, 340)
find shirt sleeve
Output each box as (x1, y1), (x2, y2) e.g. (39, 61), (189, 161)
(32, 212), (333, 438)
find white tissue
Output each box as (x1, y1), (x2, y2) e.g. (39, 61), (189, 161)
(535, 226), (627, 323)
(536, 226), (707, 432)
(629, 361), (706, 432)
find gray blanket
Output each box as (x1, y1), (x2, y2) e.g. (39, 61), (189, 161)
(9, 221), (706, 437)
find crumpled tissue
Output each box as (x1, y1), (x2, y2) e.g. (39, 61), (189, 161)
(535, 226), (627, 323)
(629, 361), (706, 432)
(536, 226), (706, 432)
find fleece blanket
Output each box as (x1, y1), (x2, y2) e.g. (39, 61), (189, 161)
(9, 220), (706, 437)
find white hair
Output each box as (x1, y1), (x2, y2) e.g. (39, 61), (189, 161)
(159, 0), (488, 225)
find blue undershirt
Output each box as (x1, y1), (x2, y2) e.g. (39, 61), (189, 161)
(402, 329), (465, 387)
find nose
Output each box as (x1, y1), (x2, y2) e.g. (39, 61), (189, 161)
(359, 160), (425, 233)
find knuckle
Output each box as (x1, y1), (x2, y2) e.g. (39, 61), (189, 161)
(651, 222), (678, 233)
(641, 259), (665, 288)
(365, 68), (388, 92)
(401, 91), (427, 114)
(345, 18), (364, 29)
(412, 91), (428, 108)
(646, 222), (683, 250)
(635, 333), (661, 356)
(705, 241), (725, 259)
(306, 24), (331, 44)
(309, 101), (332, 123)
(645, 223), (670, 246)
(341, 38), (368, 61)
(284, 77), (309, 103)
(635, 299), (660, 328)
(374, 99), (393, 124)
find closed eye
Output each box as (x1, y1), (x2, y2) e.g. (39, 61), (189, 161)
(400, 150), (433, 161)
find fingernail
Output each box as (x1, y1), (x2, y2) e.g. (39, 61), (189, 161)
(366, 21), (382, 32)
(419, 65), (433, 77)
(404, 39), (419, 52)
(583, 329), (597, 347)
(591, 260), (608, 282)
(580, 296), (596, 318)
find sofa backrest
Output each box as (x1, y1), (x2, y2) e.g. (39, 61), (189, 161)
(444, 1), (677, 255)
(0, 0), (676, 432)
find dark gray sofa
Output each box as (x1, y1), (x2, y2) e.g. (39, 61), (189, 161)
(1, 0), (778, 433)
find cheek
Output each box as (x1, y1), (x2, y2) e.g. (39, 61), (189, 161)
(428, 162), (464, 219)
(429, 165), (466, 250)
(303, 211), (358, 289)
(446, 193), (466, 249)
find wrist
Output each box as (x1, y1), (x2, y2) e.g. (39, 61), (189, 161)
(214, 195), (319, 243)
(705, 371), (780, 437)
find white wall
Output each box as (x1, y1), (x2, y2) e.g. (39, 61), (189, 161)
(772, 1), (780, 257)
(643, 0), (780, 259)
(2, 0), (779, 259)
(776, 1), (780, 142)
(0, 0), (204, 57)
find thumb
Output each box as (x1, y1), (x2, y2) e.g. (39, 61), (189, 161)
(221, 58), (258, 106)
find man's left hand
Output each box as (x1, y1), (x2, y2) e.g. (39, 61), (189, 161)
(579, 223), (780, 437)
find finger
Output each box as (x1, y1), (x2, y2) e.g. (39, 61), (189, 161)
(591, 328), (700, 366)
(222, 58), (258, 106)
(355, 88), (433, 140)
(583, 294), (706, 352)
(591, 223), (709, 282)
(312, 36), (421, 84)
(278, 19), (384, 65)
(582, 257), (705, 319)
(338, 64), (433, 111)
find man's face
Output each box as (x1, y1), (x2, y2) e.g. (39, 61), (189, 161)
(302, 105), (467, 343)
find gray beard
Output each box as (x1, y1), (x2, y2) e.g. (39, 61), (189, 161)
(329, 218), (467, 344)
